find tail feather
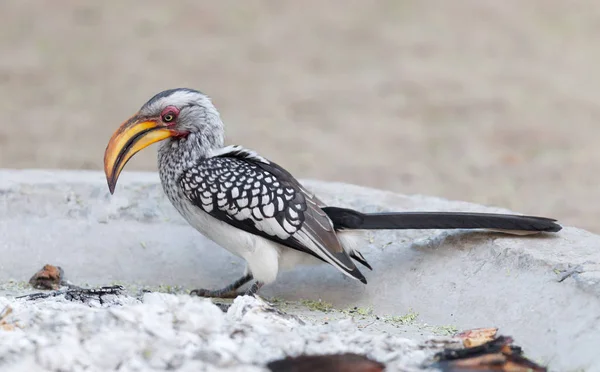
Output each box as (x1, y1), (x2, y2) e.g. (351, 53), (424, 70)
(323, 207), (562, 233)
(349, 250), (373, 270)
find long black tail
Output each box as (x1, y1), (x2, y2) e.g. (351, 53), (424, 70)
(322, 207), (562, 233)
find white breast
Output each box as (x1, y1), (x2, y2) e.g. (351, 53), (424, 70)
(161, 177), (366, 285)
(175, 194), (286, 284)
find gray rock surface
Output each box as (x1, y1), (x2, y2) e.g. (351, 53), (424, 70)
(1, 169), (599, 371)
(0, 293), (444, 372)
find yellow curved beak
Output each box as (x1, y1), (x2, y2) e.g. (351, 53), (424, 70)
(103, 116), (174, 194)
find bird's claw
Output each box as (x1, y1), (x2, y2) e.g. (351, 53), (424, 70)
(189, 288), (238, 299)
(242, 290), (259, 298)
(243, 281), (264, 297)
(189, 288), (210, 297)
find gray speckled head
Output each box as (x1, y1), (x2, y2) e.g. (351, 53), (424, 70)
(141, 88), (207, 109)
(143, 88), (226, 199)
(139, 88), (224, 141)
(103, 88), (227, 197)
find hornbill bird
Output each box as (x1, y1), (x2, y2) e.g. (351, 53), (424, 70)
(103, 88), (562, 298)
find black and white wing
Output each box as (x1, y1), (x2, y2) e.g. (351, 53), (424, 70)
(178, 145), (366, 283)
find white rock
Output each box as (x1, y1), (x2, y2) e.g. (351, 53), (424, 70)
(1, 169), (599, 371)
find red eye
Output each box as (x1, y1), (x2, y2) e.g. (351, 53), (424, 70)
(160, 106), (179, 124)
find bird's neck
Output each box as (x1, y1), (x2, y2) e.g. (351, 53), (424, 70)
(157, 131), (223, 189)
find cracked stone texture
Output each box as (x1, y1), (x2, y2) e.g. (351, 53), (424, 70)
(1, 169), (599, 371)
(1, 0), (599, 234)
(0, 293), (443, 371)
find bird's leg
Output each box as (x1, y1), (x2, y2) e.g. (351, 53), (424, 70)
(244, 281), (264, 297)
(190, 274), (253, 299)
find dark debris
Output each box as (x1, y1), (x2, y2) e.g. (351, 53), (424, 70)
(267, 353), (385, 372)
(432, 335), (547, 371)
(28, 264), (64, 290)
(17, 285), (125, 305)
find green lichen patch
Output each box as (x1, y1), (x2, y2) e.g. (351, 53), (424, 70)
(428, 324), (458, 336)
(300, 299), (333, 312)
(385, 308), (419, 325)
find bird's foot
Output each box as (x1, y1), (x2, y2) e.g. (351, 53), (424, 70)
(190, 288), (240, 299)
(243, 281), (264, 297)
(189, 274), (253, 299)
(191, 281), (264, 299)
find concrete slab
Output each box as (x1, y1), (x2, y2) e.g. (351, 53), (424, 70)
(1, 169), (599, 371)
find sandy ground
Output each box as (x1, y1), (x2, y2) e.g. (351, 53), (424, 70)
(1, 0), (599, 233)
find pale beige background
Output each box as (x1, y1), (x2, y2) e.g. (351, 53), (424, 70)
(1, 1), (598, 232)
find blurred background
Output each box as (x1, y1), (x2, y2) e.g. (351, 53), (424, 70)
(1, 0), (598, 232)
